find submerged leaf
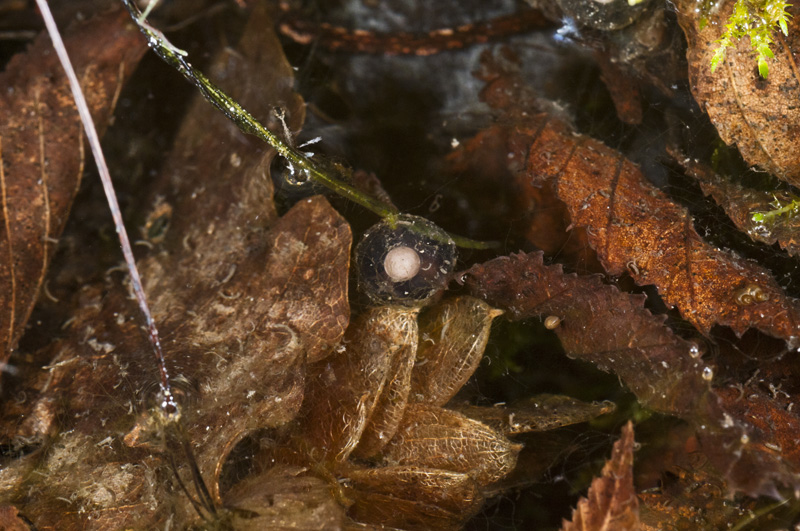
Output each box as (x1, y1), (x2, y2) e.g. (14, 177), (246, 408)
(521, 115), (800, 339)
(675, 0), (800, 185)
(223, 465), (345, 530)
(465, 252), (710, 416)
(299, 305), (418, 463)
(561, 421), (640, 531)
(466, 251), (800, 496)
(0, 6), (354, 528)
(382, 403), (521, 486)
(453, 394), (616, 437)
(410, 296), (502, 407)
(671, 150), (800, 257)
(471, 53), (800, 341)
(0, 9), (145, 368)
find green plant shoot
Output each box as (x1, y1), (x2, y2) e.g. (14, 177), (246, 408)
(705, 0), (792, 78)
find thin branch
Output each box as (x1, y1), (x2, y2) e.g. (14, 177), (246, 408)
(119, 0), (498, 250)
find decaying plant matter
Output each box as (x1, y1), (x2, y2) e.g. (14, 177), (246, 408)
(6, 0), (800, 529)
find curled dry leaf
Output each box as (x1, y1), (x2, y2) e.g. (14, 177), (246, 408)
(299, 305), (419, 463)
(250, 293), (533, 530)
(674, 0), (800, 185)
(382, 403), (521, 486)
(0, 9), (145, 367)
(670, 149), (800, 257)
(0, 7), (352, 528)
(410, 296), (502, 406)
(561, 421), (640, 531)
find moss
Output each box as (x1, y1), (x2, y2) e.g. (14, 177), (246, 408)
(701, 0), (792, 78)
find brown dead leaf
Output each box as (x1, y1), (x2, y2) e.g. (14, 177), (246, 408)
(409, 296), (502, 407)
(453, 394), (616, 437)
(382, 403), (521, 486)
(675, 0), (800, 185)
(698, 386), (800, 497)
(222, 465), (345, 530)
(464, 252), (711, 416)
(466, 251), (800, 496)
(0, 505), (31, 531)
(299, 306), (419, 463)
(561, 421), (640, 531)
(0, 9), (145, 368)
(0, 6), (353, 529)
(473, 52), (800, 341)
(670, 149), (800, 257)
(523, 114), (800, 339)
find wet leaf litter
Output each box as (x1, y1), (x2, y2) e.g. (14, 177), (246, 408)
(4, 0), (800, 530)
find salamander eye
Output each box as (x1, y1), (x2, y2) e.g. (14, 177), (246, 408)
(355, 215), (457, 307)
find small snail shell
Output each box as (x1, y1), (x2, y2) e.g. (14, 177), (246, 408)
(544, 315), (562, 330)
(734, 284), (769, 306)
(355, 215), (457, 307)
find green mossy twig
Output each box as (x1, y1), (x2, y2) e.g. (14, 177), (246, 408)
(121, 0), (498, 250)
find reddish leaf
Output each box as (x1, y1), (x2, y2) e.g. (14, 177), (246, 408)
(0, 9), (145, 367)
(466, 252), (800, 496)
(523, 115), (800, 339)
(675, 0), (800, 185)
(671, 150), (800, 257)
(561, 422), (640, 531)
(472, 54), (800, 340)
(0, 506), (31, 531)
(465, 252), (711, 416)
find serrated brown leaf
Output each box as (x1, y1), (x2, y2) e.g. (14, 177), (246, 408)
(527, 115), (800, 339)
(561, 421), (639, 531)
(671, 150), (800, 257)
(465, 252), (711, 416)
(675, 0), (800, 185)
(0, 9), (145, 368)
(466, 251), (800, 496)
(474, 54), (800, 340)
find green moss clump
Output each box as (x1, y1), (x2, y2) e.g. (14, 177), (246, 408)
(702, 0), (792, 78)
